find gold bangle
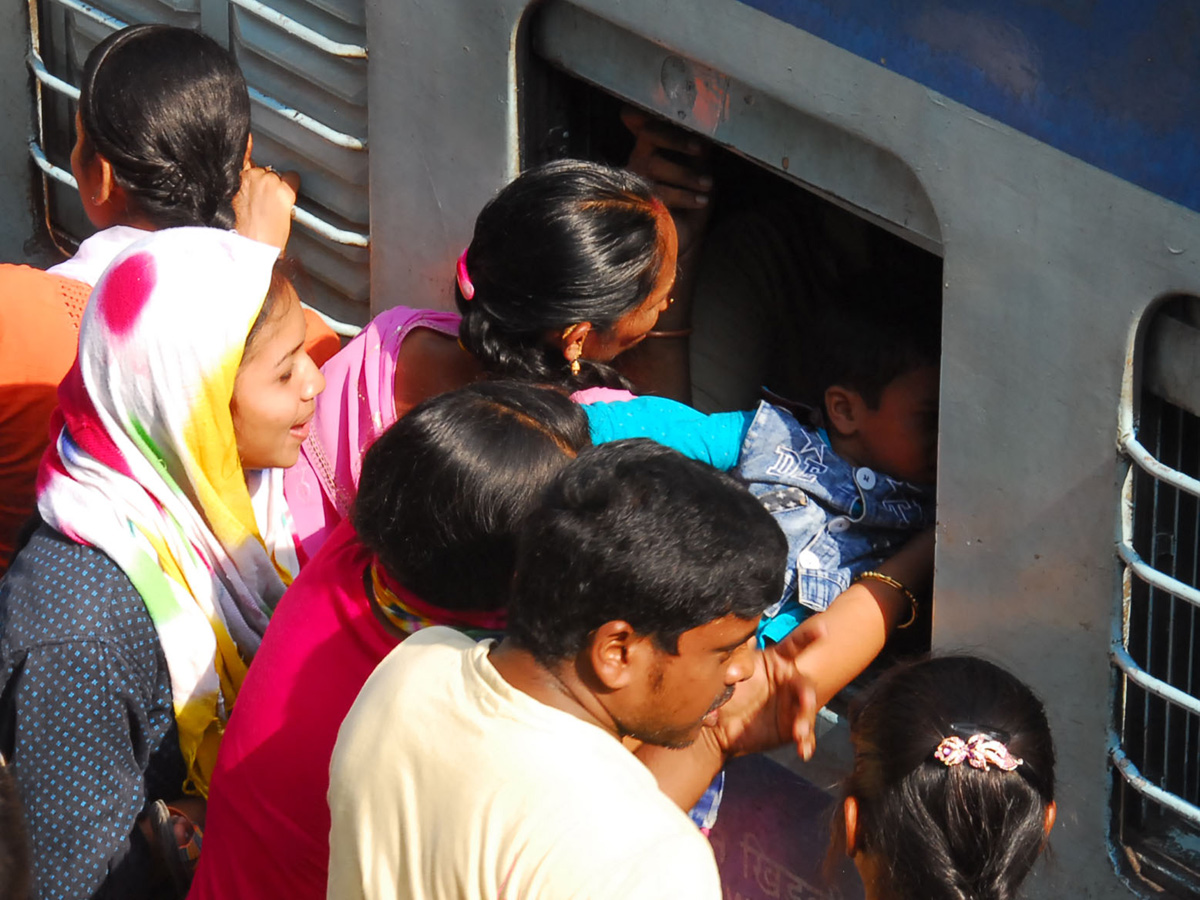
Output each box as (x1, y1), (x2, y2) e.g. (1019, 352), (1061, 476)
(856, 571), (918, 629)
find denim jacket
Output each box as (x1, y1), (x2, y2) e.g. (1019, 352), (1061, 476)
(735, 402), (934, 643)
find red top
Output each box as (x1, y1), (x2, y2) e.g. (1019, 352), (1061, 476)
(190, 519), (397, 900)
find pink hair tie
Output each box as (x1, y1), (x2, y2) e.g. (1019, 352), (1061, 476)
(933, 734), (1023, 772)
(456, 248), (475, 300)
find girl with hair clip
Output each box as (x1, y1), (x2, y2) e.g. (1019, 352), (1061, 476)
(192, 382), (592, 900)
(284, 158), (677, 559)
(0, 228), (325, 900)
(0, 23), (337, 575)
(834, 655), (1057, 900)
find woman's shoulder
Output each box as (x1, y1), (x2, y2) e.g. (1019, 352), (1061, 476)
(393, 323), (482, 420)
(1, 525), (157, 654)
(0, 264), (90, 335)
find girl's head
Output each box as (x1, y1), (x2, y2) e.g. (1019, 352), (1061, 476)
(456, 159), (678, 389)
(73, 24), (251, 231)
(63, 228), (322, 486)
(351, 381), (591, 612)
(836, 656), (1056, 900)
(232, 263), (325, 470)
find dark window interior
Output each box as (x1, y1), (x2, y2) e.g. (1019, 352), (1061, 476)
(524, 64), (942, 669)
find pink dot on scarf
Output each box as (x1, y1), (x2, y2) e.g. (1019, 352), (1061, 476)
(99, 252), (157, 337)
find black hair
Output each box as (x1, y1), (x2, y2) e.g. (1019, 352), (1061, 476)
(507, 439), (786, 662)
(832, 656), (1056, 900)
(456, 159), (671, 390)
(351, 381), (592, 611)
(244, 259), (301, 355)
(0, 755), (30, 900)
(814, 272), (942, 410)
(78, 24), (251, 230)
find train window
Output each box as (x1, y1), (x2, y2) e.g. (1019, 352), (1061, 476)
(25, 0), (369, 335)
(1113, 295), (1200, 894)
(525, 66), (941, 668)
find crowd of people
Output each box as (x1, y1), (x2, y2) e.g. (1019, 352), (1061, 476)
(0, 23), (1056, 900)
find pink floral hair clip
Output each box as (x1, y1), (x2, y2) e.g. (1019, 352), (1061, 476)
(934, 733), (1024, 772)
(456, 248), (475, 300)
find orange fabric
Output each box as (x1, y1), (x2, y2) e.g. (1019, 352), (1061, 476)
(302, 308), (341, 368)
(0, 265), (91, 575)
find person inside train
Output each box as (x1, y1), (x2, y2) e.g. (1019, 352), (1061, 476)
(0, 227), (324, 900)
(583, 293), (938, 827)
(0, 23), (337, 575)
(325, 440), (824, 900)
(190, 382), (593, 900)
(832, 655), (1056, 900)
(283, 158), (678, 559)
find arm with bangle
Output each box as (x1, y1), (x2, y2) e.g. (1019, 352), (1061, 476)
(636, 532), (932, 812)
(777, 528), (935, 710)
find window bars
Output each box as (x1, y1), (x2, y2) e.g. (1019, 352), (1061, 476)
(25, 0), (368, 335)
(1113, 297), (1200, 893)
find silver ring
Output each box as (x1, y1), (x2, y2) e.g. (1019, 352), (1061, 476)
(263, 165), (277, 175)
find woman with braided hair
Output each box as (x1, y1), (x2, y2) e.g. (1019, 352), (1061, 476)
(284, 158), (678, 559)
(0, 23), (338, 575)
(833, 655), (1057, 900)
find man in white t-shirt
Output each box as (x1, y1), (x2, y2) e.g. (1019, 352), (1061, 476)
(327, 439), (821, 900)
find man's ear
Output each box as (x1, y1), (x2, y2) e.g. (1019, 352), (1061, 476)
(588, 620), (652, 690)
(824, 385), (864, 437)
(243, 133), (255, 170)
(843, 795), (860, 857)
(1043, 801), (1057, 838)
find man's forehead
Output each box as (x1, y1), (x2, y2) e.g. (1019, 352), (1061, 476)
(679, 614), (761, 652)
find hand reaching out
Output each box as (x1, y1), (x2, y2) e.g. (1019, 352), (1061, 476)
(621, 107), (713, 257)
(233, 164), (300, 252)
(712, 617), (827, 762)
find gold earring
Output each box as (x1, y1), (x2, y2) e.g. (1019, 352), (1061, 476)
(570, 359), (581, 376)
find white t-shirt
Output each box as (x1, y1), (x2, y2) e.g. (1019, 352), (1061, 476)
(327, 627), (722, 900)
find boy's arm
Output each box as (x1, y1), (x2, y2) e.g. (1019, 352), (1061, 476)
(776, 528), (936, 709)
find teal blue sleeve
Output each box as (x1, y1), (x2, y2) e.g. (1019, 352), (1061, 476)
(582, 397), (754, 471)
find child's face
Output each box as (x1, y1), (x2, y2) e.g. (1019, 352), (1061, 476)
(851, 364), (939, 484)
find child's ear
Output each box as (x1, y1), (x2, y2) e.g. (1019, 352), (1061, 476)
(825, 385), (864, 436)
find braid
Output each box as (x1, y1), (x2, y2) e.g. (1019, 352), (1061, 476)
(458, 290), (632, 391)
(452, 159), (666, 391)
(79, 25), (250, 230)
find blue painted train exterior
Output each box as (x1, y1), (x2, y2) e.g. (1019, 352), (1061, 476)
(738, 1), (1200, 214)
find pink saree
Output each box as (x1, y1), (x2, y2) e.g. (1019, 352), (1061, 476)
(283, 306), (461, 561)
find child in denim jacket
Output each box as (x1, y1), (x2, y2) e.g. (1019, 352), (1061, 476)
(584, 298), (938, 643)
(583, 300), (938, 828)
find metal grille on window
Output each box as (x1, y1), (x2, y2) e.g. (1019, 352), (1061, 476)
(26, 0), (368, 335)
(1113, 295), (1200, 896)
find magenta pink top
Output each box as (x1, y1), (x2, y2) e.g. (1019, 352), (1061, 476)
(189, 520), (395, 900)
(283, 306), (461, 562)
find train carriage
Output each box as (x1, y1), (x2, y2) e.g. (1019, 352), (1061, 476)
(3, 2), (1199, 896)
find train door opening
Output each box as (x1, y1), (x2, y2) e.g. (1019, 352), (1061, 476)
(523, 37), (944, 678)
